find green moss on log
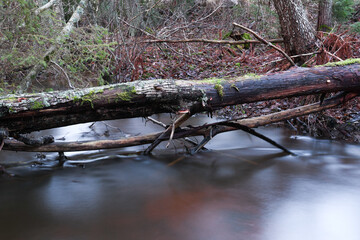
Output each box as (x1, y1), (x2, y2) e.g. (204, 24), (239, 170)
(319, 58), (360, 67)
(197, 77), (226, 84)
(31, 101), (44, 110)
(214, 81), (224, 99)
(116, 86), (137, 102)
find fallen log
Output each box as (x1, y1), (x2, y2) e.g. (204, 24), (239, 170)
(2, 91), (358, 152)
(1, 61), (359, 135)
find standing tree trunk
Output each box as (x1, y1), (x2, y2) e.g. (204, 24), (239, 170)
(272, 0), (316, 62)
(317, 0), (333, 31)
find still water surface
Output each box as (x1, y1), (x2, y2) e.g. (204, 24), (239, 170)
(1, 115), (360, 240)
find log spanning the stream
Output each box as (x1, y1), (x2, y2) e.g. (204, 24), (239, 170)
(1, 62), (359, 135)
(3, 91), (357, 152)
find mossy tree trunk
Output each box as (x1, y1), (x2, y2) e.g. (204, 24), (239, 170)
(1, 63), (359, 134)
(317, 0), (333, 31)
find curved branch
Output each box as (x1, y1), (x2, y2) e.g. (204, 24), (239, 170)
(233, 22), (296, 66)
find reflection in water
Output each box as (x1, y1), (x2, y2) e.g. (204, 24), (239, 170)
(265, 189), (360, 240)
(1, 115), (360, 240)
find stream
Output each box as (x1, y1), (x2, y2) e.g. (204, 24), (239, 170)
(1, 114), (360, 240)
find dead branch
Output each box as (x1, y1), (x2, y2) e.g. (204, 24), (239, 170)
(233, 22), (296, 66)
(142, 38), (284, 45)
(267, 51), (321, 65)
(144, 112), (192, 154)
(218, 122), (295, 155)
(35, 0), (58, 15)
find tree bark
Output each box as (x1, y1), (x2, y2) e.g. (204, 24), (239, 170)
(1, 63), (359, 134)
(272, 0), (316, 61)
(317, 0), (333, 31)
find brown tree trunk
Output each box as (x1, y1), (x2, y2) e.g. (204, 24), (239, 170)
(0, 63), (359, 134)
(272, 0), (316, 61)
(317, 0), (333, 31)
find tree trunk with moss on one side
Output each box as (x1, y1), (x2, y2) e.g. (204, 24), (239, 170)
(317, 0), (333, 31)
(0, 61), (359, 135)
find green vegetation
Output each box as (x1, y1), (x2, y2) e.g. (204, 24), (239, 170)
(333, 0), (355, 22)
(72, 89), (105, 108)
(241, 33), (252, 49)
(214, 81), (224, 99)
(197, 78), (226, 84)
(231, 84), (240, 92)
(237, 73), (262, 81)
(30, 101), (44, 110)
(116, 86), (137, 102)
(321, 58), (360, 67)
(350, 22), (360, 33)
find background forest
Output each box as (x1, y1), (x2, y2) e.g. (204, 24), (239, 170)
(1, 0), (360, 94)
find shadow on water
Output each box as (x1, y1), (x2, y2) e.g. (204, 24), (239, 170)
(1, 115), (360, 240)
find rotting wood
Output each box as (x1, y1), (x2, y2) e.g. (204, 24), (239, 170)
(3, 91), (357, 152)
(1, 63), (359, 134)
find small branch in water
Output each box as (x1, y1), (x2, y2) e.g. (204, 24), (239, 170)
(146, 117), (167, 128)
(144, 112), (192, 154)
(190, 126), (214, 154)
(219, 122), (295, 155)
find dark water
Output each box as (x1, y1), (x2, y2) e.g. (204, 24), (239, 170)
(1, 115), (360, 240)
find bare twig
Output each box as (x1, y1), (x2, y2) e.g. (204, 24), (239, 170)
(323, 49), (343, 61)
(157, 1), (224, 38)
(144, 112), (192, 155)
(266, 51), (321, 65)
(119, 18), (158, 39)
(233, 22), (296, 66)
(146, 116), (205, 150)
(142, 38), (283, 45)
(128, 0), (163, 24)
(50, 60), (74, 89)
(34, 0), (58, 15)
(146, 117), (167, 128)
